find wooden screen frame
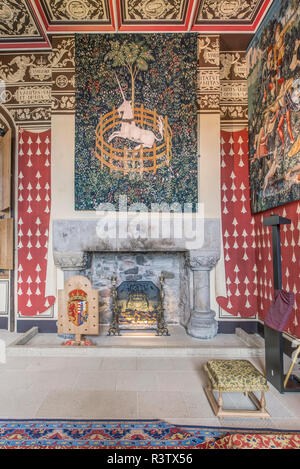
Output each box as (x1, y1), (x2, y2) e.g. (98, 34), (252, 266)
(0, 129), (11, 211)
(0, 217), (13, 270)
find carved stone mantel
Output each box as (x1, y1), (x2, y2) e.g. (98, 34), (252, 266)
(52, 218), (221, 339)
(53, 251), (91, 271)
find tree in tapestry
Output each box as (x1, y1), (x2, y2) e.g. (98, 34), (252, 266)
(75, 34), (198, 211)
(247, 0), (300, 213)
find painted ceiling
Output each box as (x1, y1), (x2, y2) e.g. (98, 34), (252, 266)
(0, 0), (273, 50)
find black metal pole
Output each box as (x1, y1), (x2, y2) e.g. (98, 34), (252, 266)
(263, 214), (290, 393)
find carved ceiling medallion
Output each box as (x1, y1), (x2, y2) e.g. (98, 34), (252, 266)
(138, 0), (171, 19)
(0, 4), (13, 22)
(66, 0), (90, 19)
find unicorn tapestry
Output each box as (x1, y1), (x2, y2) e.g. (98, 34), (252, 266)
(75, 34), (198, 211)
(247, 0), (300, 213)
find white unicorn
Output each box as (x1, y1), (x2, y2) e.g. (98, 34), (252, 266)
(108, 74), (164, 149)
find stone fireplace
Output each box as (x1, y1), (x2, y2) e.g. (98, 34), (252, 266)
(53, 217), (221, 339)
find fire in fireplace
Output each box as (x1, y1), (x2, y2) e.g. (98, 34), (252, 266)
(108, 275), (169, 336)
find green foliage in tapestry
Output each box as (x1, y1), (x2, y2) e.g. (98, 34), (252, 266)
(75, 34), (198, 211)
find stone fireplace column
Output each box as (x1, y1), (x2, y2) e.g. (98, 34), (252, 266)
(187, 251), (220, 339)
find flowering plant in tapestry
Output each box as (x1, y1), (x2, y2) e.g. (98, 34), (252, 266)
(75, 33), (198, 210)
(247, 0), (300, 213)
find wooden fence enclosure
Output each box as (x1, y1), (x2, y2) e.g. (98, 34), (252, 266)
(95, 106), (172, 175)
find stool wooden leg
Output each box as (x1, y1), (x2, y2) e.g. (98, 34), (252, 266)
(218, 391), (223, 412)
(261, 391), (266, 412)
(75, 333), (81, 343)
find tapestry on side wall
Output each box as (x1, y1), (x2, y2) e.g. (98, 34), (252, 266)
(247, 0), (300, 213)
(75, 34), (198, 211)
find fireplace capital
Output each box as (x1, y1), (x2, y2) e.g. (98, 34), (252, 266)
(187, 250), (220, 271)
(53, 250), (91, 271)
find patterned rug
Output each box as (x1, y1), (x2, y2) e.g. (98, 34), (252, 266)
(0, 420), (299, 449)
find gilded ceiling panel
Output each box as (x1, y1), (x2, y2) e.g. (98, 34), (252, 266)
(196, 0), (264, 24)
(39, 0), (111, 22)
(120, 0), (189, 23)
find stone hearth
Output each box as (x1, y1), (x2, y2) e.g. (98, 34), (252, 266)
(53, 218), (221, 339)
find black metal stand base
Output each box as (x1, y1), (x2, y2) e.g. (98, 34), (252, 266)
(263, 214), (300, 394)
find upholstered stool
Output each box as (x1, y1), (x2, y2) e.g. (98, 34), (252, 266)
(204, 359), (270, 419)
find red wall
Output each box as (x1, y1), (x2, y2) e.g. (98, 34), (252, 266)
(17, 128), (55, 317)
(217, 128), (300, 338)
